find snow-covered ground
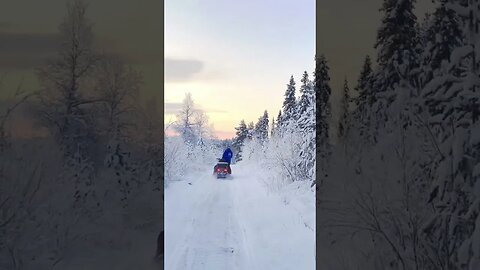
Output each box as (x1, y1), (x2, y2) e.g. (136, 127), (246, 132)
(165, 162), (315, 270)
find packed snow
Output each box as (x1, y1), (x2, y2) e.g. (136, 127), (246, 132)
(165, 162), (315, 270)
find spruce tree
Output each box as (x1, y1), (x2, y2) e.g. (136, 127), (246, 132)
(315, 54), (332, 146)
(298, 71), (315, 133)
(314, 54), (332, 186)
(232, 120), (248, 161)
(282, 76), (297, 124)
(276, 110), (283, 134)
(420, 2), (480, 268)
(338, 78), (351, 140)
(355, 55), (374, 108)
(254, 110), (269, 144)
(352, 55), (375, 143)
(246, 121), (255, 140)
(270, 117), (276, 137)
(370, 0), (420, 143)
(298, 71), (311, 116)
(420, 0), (464, 86)
(374, 0), (419, 90)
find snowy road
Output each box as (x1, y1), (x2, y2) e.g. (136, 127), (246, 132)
(165, 163), (315, 270)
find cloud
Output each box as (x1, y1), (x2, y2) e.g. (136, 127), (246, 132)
(0, 31), (59, 69)
(165, 58), (203, 82)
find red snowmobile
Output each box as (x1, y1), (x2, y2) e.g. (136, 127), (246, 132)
(213, 158), (231, 179)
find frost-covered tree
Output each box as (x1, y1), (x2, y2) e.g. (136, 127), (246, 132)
(94, 54), (142, 138)
(275, 110), (283, 134)
(371, 0), (420, 133)
(352, 55), (376, 145)
(174, 93), (197, 145)
(270, 117), (276, 137)
(254, 110), (269, 144)
(94, 54), (142, 173)
(419, 1), (480, 268)
(297, 72), (315, 134)
(37, 0), (99, 158)
(315, 54), (332, 152)
(246, 121), (255, 140)
(337, 78), (351, 141)
(232, 120), (248, 161)
(298, 71), (312, 116)
(420, 0), (464, 86)
(374, 0), (419, 89)
(281, 76), (297, 124)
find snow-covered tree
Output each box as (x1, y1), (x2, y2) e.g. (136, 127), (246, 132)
(232, 120), (248, 161)
(270, 117), (276, 137)
(374, 0), (419, 89)
(315, 55), (332, 173)
(352, 55), (376, 145)
(174, 93), (197, 145)
(298, 71), (312, 116)
(419, 1), (480, 268)
(315, 55), (331, 144)
(254, 110), (269, 144)
(246, 121), (255, 140)
(37, 0), (99, 158)
(371, 0), (420, 135)
(420, 0), (464, 87)
(337, 78), (351, 141)
(281, 76), (297, 125)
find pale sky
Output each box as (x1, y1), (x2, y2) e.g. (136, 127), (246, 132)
(165, 0), (315, 139)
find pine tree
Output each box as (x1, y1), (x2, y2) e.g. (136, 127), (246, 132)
(420, 0), (464, 86)
(254, 110), (269, 144)
(338, 78), (351, 141)
(420, 1), (480, 268)
(282, 76), (297, 124)
(315, 55), (332, 146)
(355, 55), (374, 108)
(374, 0), (419, 89)
(352, 55), (376, 144)
(298, 71), (315, 133)
(246, 121), (255, 140)
(298, 71), (311, 116)
(232, 120), (248, 161)
(314, 54), (332, 187)
(371, 0), (420, 134)
(276, 110), (283, 134)
(270, 117), (276, 137)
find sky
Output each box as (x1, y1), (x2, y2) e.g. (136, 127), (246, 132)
(317, 0), (436, 120)
(165, 0), (316, 140)
(0, 0), (162, 99)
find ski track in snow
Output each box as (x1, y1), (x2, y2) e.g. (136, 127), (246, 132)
(165, 163), (315, 270)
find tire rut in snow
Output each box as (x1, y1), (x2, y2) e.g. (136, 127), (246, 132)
(168, 178), (246, 270)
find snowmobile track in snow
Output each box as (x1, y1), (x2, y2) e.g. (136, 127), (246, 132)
(166, 177), (249, 270)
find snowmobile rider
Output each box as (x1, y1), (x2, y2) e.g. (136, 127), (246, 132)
(222, 147), (233, 165)
(221, 147), (233, 174)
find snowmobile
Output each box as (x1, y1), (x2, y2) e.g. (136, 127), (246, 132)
(214, 158), (231, 179)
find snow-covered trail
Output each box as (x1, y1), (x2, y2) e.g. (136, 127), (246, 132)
(165, 163), (315, 270)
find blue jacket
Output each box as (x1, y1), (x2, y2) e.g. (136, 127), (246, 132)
(222, 148), (233, 164)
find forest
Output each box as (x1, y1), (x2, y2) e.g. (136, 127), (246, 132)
(318, 0), (480, 269)
(0, 1), (162, 269)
